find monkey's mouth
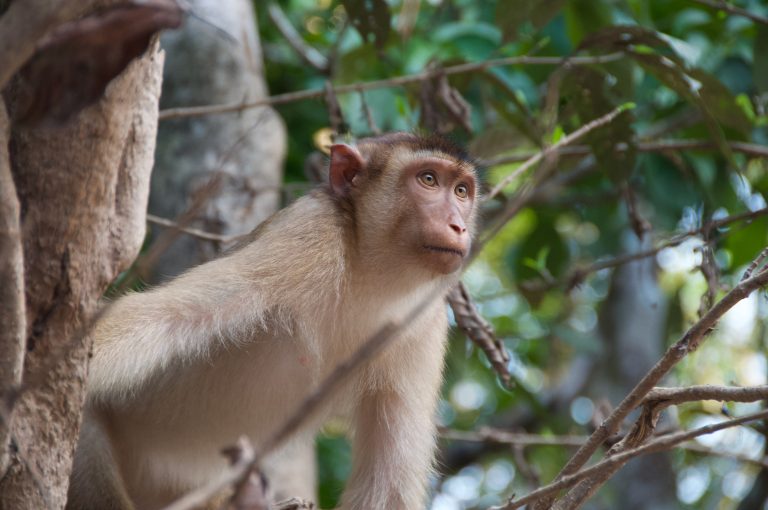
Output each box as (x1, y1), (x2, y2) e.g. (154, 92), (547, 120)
(423, 245), (465, 258)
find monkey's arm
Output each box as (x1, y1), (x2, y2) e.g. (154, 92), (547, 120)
(340, 306), (448, 510)
(87, 253), (271, 401)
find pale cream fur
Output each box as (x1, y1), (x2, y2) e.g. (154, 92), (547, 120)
(67, 139), (476, 510)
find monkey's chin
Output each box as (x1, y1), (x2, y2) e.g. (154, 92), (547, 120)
(422, 245), (465, 275)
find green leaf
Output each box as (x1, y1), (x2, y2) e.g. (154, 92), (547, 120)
(725, 216), (768, 268)
(550, 125), (564, 143)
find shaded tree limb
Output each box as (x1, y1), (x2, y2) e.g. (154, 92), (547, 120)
(0, 0), (113, 90)
(480, 139), (768, 167)
(521, 206), (768, 292)
(439, 426), (768, 469)
(158, 53), (624, 120)
(688, 0), (768, 26)
(267, 3), (328, 72)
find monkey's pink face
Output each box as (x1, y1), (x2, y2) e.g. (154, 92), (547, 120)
(400, 156), (476, 274)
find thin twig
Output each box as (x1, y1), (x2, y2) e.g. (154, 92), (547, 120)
(486, 104), (633, 201)
(158, 53), (624, 120)
(479, 139), (768, 167)
(440, 427), (586, 447)
(521, 207), (768, 291)
(643, 384), (768, 409)
(146, 214), (241, 243)
(163, 437), (256, 510)
(688, 0), (768, 26)
(682, 442), (768, 469)
(439, 426), (768, 469)
(358, 88), (381, 135)
(494, 408), (768, 509)
(267, 3), (329, 72)
(742, 246), (768, 281)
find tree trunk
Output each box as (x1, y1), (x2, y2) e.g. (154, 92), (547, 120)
(0, 41), (164, 509)
(150, 0), (285, 278)
(0, 103), (23, 478)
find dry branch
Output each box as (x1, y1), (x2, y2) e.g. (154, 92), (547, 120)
(440, 427), (586, 447)
(447, 282), (511, 386)
(643, 384), (768, 408)
(158, 53), (623, 120)
(440, 425), (768, 468)
(485, 104), (633, 201)
(521, 206), (768, 291)
(146, 213), (240, 243)
(689, 0), (768, 26)
(163, 437), (257, 510)
(267, 3), (328, 72)
(480, 139), (768, 167)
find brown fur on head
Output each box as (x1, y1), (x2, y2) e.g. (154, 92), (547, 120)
(328, 133), (478, 276)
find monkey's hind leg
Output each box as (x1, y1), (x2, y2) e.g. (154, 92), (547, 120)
(66, 412), (135, 510)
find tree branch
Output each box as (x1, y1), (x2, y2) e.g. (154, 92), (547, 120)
(0, 0), (88, 90)
(447, 282), (511, 386)
(688, 0), (768, 26)
(479, 139), (768, 167)
(439, 425), (768, 469)
(485, 104), (634, 201)
(157, 53), (624, 120)
(146, 213), (240, 243)
(520, 207), (768, 292)
(267, 3), (329, 72)
(643, 384), (768, 409)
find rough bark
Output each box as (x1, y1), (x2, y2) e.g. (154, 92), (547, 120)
(0, 41), (164, 509)
(0, 103), (24, 478)
(149, 0), (314, 501)
(150, 0), (285, 278)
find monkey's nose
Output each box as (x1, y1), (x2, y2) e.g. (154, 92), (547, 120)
(449, 222), (467, 234)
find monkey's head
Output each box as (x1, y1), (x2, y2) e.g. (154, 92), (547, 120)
(328, 133), (477, 276)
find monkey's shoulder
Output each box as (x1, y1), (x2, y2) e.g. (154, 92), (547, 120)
(230, 189), (345, 253)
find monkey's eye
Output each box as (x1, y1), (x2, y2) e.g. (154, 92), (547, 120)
(418, 172), (438, 187)
(455, 183), (469, 199)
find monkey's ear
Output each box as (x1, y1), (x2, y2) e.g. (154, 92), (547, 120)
(329, 144), (365, 197)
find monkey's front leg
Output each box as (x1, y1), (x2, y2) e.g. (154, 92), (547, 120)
(340, 388), (439, 510)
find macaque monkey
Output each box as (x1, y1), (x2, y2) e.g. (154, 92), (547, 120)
(67, 133), (478, 510)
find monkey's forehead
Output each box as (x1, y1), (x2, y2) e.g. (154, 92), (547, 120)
(383, 147), (476, 174)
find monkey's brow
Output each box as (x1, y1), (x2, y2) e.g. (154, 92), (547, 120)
(443, 165), (475, 182)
